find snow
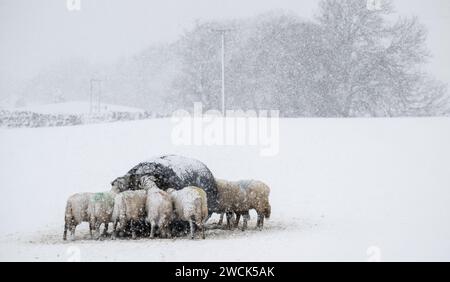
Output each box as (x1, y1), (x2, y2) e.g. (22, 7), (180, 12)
(144, 155), (213, 184)
(14, 101), (145, 115)
(0, 118), (450, 261)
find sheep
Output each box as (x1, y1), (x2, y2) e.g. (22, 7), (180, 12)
(63, 193), (94, 241)
(240, 180), (271, 230)
(111, 176), (129, 193)
(139, 176), (173, 239)
(167, 186), (208, 239)
(87, 191), (116, 239)
(215, 179), (271, 230)
(111, 190), (147, 240)
(214, 179), (244, 229)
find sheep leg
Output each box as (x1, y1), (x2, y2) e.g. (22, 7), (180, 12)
(159, 227), (166, 238)
(160, 222), (171, 239)
(200, 222), (205, 239)
(166, 226), (172, 239)
(189, 218), (195, 239)
(130, 220), (137, 240)
(89, 217), (95, 239)
(103, 223), (109, 237)
(257, 213), (263, 230)
(94, 221), (101, 240)
(150, 221), (156, 239)
(231, 213), (236, 224)
(118, 217), (127, 238)
(242, 213), (249, 231)
(234, 214), (241, 229)
(69, 225), (76, 241)
(204, 212), (213, 223)
(225, 212), (233, 230)
(63, 222), (68, 241)
(218, 213), (224, 225)
(111, 219), (119, 240)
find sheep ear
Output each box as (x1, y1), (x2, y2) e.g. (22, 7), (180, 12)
(137, 179), (144, 189)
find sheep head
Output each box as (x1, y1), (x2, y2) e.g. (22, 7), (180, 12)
(139, 175), (158, 190)
(111, 176), (129, 193)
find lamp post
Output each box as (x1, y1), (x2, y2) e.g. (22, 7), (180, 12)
(212, 28), (233, 116)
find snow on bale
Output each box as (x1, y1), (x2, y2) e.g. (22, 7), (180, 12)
(114, 155), (219, 214)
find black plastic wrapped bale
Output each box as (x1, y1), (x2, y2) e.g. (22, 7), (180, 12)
(124, 155), (219, 214)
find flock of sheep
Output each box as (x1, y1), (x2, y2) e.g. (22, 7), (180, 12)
(63, 155), (271, 241)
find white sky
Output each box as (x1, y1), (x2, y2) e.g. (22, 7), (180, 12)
(0, 0), (449, 97)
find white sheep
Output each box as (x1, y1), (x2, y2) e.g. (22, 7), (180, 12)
(87, 191), (116, 239)
(167, 187), (208, 239)
(111, 190), (147, 240)
(215, 179), (244, 229)
(111, 177), (128, 193)
(215, 179), (271, 230)
(139, 176), (173, 239)
(63, 193), (94, 241)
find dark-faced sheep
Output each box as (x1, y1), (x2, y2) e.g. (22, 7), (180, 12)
(215, 179), (271, 230)
(167, 187), (208, 239)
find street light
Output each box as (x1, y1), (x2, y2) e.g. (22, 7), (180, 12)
(212, 28), (233, 116)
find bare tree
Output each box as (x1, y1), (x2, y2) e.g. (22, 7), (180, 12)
(317, 0), (448, 117)
(18, 0), (448, 117)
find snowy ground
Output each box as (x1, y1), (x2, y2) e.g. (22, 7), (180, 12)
(0, 118), (449, 261)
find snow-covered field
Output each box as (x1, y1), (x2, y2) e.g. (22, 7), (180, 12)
(0, 118), (449, 261)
